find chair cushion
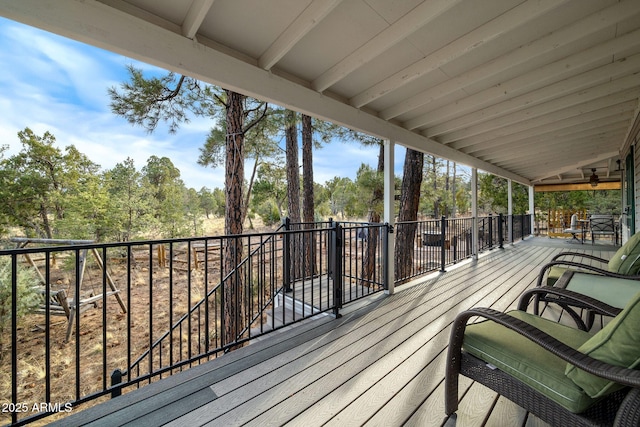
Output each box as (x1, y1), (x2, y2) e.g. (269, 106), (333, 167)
(608, 232), (640, 275)
(463, 310), (594, 413)
(565, 290), (640, 398)
(546, 232), (640, 286)
(564, 273), (640, 309)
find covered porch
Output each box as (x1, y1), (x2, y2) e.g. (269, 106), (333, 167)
(1, 1), (639, 426)
(53, 238), (618, 427)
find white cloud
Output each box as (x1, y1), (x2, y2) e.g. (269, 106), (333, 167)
(0, 17), (389, 191)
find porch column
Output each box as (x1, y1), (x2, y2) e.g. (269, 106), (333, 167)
(529, 185), (535, 236)
(508, 179), (513, 243)
(472, 168), (478, 259)
(384, 140), (395, 295)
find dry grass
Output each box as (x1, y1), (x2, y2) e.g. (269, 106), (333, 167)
(0, 215), (375, 425)
(0, 216), (281, 425)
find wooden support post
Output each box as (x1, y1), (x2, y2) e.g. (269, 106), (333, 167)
(157, 244), (166, 268)
(90, 248), (127, 314)
(192, 247), (199, 270)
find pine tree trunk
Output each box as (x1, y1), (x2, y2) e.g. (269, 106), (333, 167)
(361, 142), (384, 286)
(431, 155), (439, 218)
(452, 162), (457, 217)
(301, 114), (316, 277)
(285, 110), (303, 282)
(223, 90), (245, 347)
(395, 148), (424, 283)
(40, 204), (54, 239)
(445, 160), (450, 217)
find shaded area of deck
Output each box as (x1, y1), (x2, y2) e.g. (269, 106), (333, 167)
(54, 237), (618, 427)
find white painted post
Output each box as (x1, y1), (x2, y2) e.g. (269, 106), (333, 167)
(472, 168), (478, 259)
(529, 185), (535, 237)
(508, 179), (513, 244)
(384, 140), (395, 295)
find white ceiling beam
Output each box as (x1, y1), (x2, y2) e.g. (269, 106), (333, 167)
(415, 52), (640, 138)
(379, 0), (640, 121)
(411, 32), (640, 133)
(502, 147), (623, 174)
(457, 124), (632, 163)
(480, 141), (624, 172)
(473, 124), (626, 161)
(348, 0), (570, 108)
(258, 0), (342, 70)
(450, 100), (638, 152)
(311, 0), (461, 92)
(495, 144), (623, 174)
(182, 0), (215, 39)
(485, 139), (623, 173)
(0, 0), (531, 185)
(471, 120), (629, 159)
(514, 148), (623, 176)
(441, 86), (640, 145)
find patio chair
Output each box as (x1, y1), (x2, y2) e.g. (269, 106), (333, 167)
(445, 288), (640, 426)
(590, 215), (616, 245)
(539, 231), (640, 287)
(533, 232), (640, 329)
(563, 213), (582, 243)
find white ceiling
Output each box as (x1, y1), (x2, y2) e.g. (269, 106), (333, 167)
(2, 0), (640, 186)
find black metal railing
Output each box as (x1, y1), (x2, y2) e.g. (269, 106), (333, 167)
(339, 222), (389, 301)
(1, 214), (529, 425)
(394, 214), (532, 283)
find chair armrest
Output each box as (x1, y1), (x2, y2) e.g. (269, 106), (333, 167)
(536, 260), (640, 288)
(447, 307), (640, 388)
(552, 252), (609, 264)
(518, 287), (622, 318)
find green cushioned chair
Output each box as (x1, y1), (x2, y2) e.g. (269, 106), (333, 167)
(445, 289), (640, 426)
(542, 231), (640, 287)
(532, 232), (640, 329)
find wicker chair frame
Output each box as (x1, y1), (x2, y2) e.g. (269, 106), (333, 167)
(521, 285), (622, 331)
(445, 299), (640, 426)
(533, 252), (640, 329)
(536, 252), (640, 286)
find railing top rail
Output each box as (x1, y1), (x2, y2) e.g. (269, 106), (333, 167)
(11, 237), (96, 245)
(275, 225), (337, 235)
(339, 222), (388, 229)
(395, 217), (479, 225)
(0, 225), (292, 256)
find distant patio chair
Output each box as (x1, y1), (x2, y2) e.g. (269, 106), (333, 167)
(589, 215), (616, 245)
(563, 213), (582, 243)
(445, 288), (640, 426)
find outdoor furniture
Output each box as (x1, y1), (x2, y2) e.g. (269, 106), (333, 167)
(422, 231), (442, 246)
(590, 215), (616, 245)
(445, 288), (640, 426)
(563, 213), (582, 244)
(533, 270), (639, 330)
(533, 232), (640, 329)
(578, 218), (590, 243)
(539, 231), (640, 288)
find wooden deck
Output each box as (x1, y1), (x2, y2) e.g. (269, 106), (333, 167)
(52, 237), (618, 427)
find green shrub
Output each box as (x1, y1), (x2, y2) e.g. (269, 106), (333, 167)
(255, 200), (282, 226)
(0, 256), (41, 360)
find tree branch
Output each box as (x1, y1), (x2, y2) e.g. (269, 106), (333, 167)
(243, 103), (269, 134)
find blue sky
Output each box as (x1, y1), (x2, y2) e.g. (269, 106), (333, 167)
(0, 17), (406, 190)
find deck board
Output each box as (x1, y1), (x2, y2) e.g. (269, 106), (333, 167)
(52, 238), (619, 427)
(177, 245), (552, 426)
(362, 248), (554, 426)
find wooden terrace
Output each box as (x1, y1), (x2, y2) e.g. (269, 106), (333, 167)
(53, 237), (619, 427)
